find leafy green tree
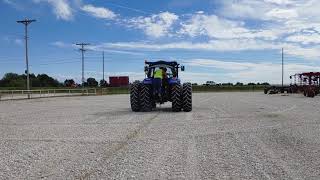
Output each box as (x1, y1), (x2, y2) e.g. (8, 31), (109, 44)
(0, 73), (25, 87)
(64, 79), (75, 87)
(222, 83), (233, 86)
(36, 74), (60, 87)
(86, 77), (98, 87)
(99, 79), (107, 87)
(0, 73), (62, 88)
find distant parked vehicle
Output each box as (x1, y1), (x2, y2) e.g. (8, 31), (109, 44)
(205, 81), (216, 86)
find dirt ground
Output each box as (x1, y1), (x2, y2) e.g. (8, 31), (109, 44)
(0, 92), (319, 179)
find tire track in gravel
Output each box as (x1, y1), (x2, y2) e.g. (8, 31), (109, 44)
(185, 111), (200, 180)
(231, 132), (298, 179)
(76, 112), (160, 179)
(143, 111), (200, 179)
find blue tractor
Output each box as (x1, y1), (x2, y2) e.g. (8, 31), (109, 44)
(130, 61), (192, 112)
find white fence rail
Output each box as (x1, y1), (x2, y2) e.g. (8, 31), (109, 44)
(0, 89), (97, 101)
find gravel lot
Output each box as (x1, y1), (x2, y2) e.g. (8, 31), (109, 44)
(1, 92), (320, 179)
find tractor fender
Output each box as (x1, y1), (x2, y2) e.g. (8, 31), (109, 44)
(168, 78), (180, 85)
(143, 78), (153, 85)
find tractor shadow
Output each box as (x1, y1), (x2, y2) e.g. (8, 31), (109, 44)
(152, 107), (175, 113)
(103, 107), (176, 115)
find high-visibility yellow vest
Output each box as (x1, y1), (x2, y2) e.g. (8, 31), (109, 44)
(154, 69), (163, 79)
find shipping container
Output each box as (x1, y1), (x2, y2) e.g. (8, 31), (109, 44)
(109, 76), (129, 87)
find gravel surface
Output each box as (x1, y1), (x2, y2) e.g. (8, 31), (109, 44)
(1, 92), (320, 179)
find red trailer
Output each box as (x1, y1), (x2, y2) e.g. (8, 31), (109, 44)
(109, 76), (129, 87)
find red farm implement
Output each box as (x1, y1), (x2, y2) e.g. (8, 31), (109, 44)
(264, 72), (320, 98)
(289, 72), (320, 98)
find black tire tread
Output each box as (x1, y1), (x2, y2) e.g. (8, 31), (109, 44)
(141, 84), (152, 112)
(182, 83), (192, 112)
(130, 82), (141, 112)
(172, 84), (182, 112)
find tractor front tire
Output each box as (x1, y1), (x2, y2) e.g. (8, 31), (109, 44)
(140, 84), (153, 112)
(182, 83), (192, 112)
(130, 82), (141, 112)
(171, 84), (182, 112)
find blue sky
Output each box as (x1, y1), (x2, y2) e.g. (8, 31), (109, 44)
(1, 0), (320, 84)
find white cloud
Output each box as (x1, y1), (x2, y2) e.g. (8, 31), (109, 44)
(51, 41), (70, 48)
(265, 8), (298, 19)
(16, 0), (320, 62)
(286, 33), (320, 44)
(284, 46), (320, 59)
(2, 0), (25, 9)
(219, 0), (302, 20)
(184, 59), (320, 84)
(101, 39), (320, 59)
(128, 11), (179, 38)
(179, 14), (278, 40)
(33, 0), (73, 20)
(50, 41), (144, 56)
(264, 0), (294, 5)
(3, 0), (14, 5)
(81, 4), (116, 20)
(14, 39), (23, 46)
(3, 36), (23, 46)
(101, 40), (280, 53)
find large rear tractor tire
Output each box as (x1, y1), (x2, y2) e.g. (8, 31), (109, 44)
(171, 84), (182, 112)
(130, 82), (141, 112)
(140, 84), (153, 112)
(182, 83), (192, 112)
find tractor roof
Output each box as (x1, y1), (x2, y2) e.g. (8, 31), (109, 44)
(145, 61), (179, 67)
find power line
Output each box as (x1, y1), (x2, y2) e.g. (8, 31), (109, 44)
(75, 43), (90, 87)
(104, 2), (152, 15)
(0, 56), (141, 64)
(17, 18), (36, 99)
(36, 60), (80, 66)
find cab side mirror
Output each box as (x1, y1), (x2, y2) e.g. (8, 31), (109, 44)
(181, 66), (185, 71)
(144, 66), (148, 73)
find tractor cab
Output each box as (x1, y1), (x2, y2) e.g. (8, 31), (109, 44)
(143, 61), (183, 88)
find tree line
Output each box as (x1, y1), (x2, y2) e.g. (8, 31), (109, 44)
(0, 72), (271, 88)
(0, 73), (107, 88)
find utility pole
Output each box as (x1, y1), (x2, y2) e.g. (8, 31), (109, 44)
(282, 48), (284, 89)
(75, 43), (90, 87)
(102, 51), (105, 83)
(17, 18), (36, 99)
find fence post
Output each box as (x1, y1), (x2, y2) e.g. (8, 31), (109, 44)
(54, 89), (56, 96)
(11, 90), (14, 99)
(94, 88), (97, 95)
